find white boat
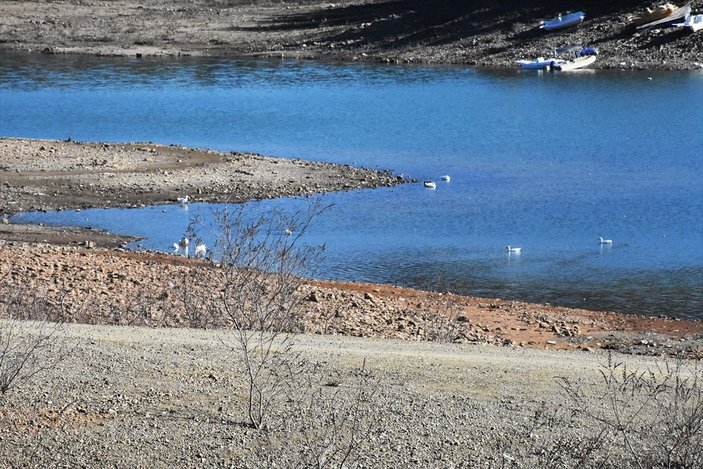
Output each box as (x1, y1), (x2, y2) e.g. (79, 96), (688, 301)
(516, 57), (565, 69)
(540, 11), (585, 31)
(637, 3), (691, 29)
(629, 3), (677, 27)
(674, 14), (703, 32)
(552, 54), (596, 71)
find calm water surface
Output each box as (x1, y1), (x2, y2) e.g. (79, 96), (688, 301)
(2, 52), (702, 317)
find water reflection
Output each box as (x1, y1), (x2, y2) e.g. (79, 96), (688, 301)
(0, 50), (469, 91)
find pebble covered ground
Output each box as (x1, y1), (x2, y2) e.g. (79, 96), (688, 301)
(0, 320), (686, 468)
(0, 138), (402, 215)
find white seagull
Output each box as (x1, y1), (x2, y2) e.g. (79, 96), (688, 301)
(440, 175), (451, 182)
(506, 246), (521, 254)
(423, 181), (436, 189)
(598, 237), (613, 245)
(194, 243), (207, 258)
(177, 195), (190, 205)
(172, 243), (180, 254)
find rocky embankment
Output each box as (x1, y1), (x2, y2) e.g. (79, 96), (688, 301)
(0, 0), (701, 69)
(2, 243), (701, 358)
(0, 137), (402, 216)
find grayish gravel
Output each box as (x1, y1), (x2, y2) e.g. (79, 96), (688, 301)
(0, 320), (680, 468)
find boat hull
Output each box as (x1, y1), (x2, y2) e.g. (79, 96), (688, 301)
(541, 11), (585, 31)
(552, 55), (596, 71)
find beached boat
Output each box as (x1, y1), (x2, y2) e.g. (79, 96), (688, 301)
(540, 11), (585, 31)
(516, 57), (561, 69)
(674, 13), (703, 32)
(635, 3), (691, 29)
(551, 54), (596, 71)
(629, 3), (677, 27)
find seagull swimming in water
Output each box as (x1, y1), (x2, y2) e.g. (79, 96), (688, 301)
(177, 195), (190, 205)
(598, 237), (613, 245)
(506, 246), (521, 254)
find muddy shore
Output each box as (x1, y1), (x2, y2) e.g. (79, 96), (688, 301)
(1, 0), (702, 70)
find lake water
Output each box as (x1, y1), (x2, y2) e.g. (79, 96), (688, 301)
(2, 52), (702, 318)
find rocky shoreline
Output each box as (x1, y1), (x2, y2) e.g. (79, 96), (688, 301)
(2, 242), (701, 359)
(1, 0), (702, 70)
(0, 137), (402, 216)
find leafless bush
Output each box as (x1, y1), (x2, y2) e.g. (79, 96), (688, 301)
(294, 360), (378, 468)
(515, 354), (703, 468)
(202, 201), (329, 429)
(0, 319), (60, 398)
(0, 278), (64, 400)
(251, 360), (378, 468)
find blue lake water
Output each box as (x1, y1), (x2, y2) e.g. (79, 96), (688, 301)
(2, 52), (702, 317)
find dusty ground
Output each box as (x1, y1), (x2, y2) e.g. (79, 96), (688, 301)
(1, 0), (702, 69)
(0, 319), (694, 468)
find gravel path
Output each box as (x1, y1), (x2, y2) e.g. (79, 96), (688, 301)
(0, 320), (678, 468)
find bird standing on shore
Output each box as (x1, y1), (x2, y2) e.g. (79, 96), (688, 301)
(194, 243), (207, 258)
(178, 237), (189, 257)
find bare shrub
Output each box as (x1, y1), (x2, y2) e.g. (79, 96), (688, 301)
(294, 360), (378, 468)
(0, 278), (64, 399)
(250, 360), (378, 468)
(514, 354), (703, 468)
(204, 201), (329, 429)
(0, 318), (59, 398)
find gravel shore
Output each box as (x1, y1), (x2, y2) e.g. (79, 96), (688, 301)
(0, 137), (402, 215)
(2, 243), (701, 358)
(1, 0), (702, 70)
